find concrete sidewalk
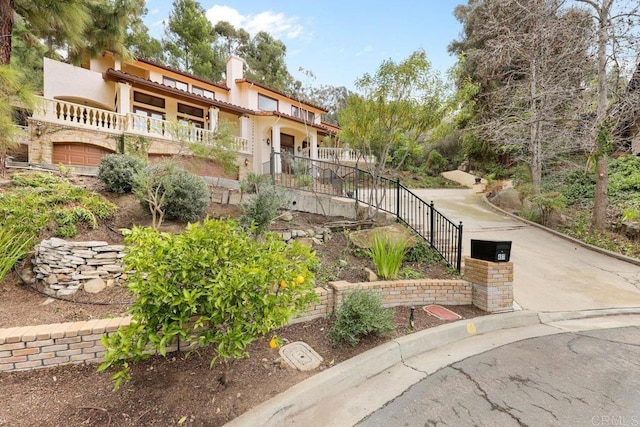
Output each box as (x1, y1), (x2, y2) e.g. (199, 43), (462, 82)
(226, 308), (640, 426)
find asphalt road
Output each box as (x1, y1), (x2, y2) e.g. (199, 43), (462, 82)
(411, 188), (640, 312)
(358, 325), (640, 427)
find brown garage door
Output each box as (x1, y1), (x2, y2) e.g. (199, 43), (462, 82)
(52, 143), (112, 166)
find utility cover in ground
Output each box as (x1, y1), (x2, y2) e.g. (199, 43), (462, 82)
(279, 341), (323, 371)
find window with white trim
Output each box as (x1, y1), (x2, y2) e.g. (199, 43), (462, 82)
(192, 86), (215, 99)
(258, 94), (278, 111)
(163, 76), (188, 91)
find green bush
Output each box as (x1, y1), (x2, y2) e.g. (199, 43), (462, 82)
(425, 150), (448, 176)
(405, 240), (442, 264)
(328, 290), (395, 347)
(240, 172), (271, 194)
(99, 218), (318, 389)
(135, 163), (211, 223)
(98, 154), (147, 193)
(239, 185), (286, 235)
(369, 235), (407, 279)
(609, 155), (640, 196)
(560, 169), (595, 206)
(162, 167), (210, 222)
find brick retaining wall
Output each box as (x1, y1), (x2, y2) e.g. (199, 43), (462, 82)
(0, 275), (494, 373)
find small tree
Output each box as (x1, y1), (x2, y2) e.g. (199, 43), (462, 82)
(133, 162), (175, 229)
(99, 218), (318, 389)
(338, 50), (446, 216)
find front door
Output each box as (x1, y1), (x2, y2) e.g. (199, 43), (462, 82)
(281, 133), (295, 173)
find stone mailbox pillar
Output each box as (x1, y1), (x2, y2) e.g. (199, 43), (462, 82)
(464, 257), (514, 312)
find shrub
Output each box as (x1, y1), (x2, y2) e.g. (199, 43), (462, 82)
(240, 172), (271, 195)
(425, 150), (448, 176)
(99, 218), (317, 389)
(239, 184), (286, 235)
(369, 234), (407, 279)
(98, 154), (147, 193)
(134, 163), (211, 225)
(162, 167), (210, 222)
(405, 240), (442, 264)
(328, 290), (395, 347)
(560, 169), (595, 206)
(609, 155), (640, 196)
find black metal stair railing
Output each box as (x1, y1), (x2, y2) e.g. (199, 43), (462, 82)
(264, 151), (463, 271)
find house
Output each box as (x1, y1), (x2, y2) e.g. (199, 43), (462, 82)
(22, 52), (360, 180)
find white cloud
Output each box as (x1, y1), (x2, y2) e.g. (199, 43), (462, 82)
(356, 45), (373, 57)
(205, 5), (303, 40)
(149, 8), (160, 15)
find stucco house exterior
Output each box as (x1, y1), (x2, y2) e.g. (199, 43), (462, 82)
(21, 52), (353, 180)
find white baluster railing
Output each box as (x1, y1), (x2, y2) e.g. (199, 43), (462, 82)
(317, 147), (375, 164)
(33, 97), (125, 133)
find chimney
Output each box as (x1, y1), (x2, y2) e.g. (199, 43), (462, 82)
(226, 55), (244, 89)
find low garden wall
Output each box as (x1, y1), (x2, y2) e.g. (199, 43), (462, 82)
(0, 258), (513, 373)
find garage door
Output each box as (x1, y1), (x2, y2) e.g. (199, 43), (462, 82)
(52, 143), (112, 166)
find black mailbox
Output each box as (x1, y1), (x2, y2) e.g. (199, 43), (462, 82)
(470, 240), (512, 262)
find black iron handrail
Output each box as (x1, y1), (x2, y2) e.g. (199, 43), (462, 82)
(265, 152), (463, 271)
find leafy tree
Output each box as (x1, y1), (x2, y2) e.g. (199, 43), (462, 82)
(68, 0), (147, 64)
(244, 31), (294, 92)
(338, 50), (445, 216)
(1, 0), (91, 65)
(339, 49), (445, 173)
(98, 218), (318, 389)
(163, 0), (223, 81)
(125, 3), (165, 62)
(212, 21), (249, 56)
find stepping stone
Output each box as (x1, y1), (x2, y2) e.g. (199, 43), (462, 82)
(423, 305), (462, 321)
(279, 341), (323, 371)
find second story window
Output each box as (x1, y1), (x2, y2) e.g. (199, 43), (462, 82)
(192, 86), (215, 99)
(133, 91), (165, 109)
(258, 94), (278, 111)
(291, 106), (299, 117)
(177, 103), (204, 118)
(163, 77), (188, 91)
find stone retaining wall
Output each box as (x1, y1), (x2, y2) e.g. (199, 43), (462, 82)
(33, 238), (125, 297)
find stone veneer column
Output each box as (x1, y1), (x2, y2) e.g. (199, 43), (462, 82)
(464, 257), (514, 312)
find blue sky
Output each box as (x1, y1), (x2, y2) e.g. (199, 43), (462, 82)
(143, 0), (464, 90)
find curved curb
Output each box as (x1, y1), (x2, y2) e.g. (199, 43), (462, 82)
(480, 194), (640, 267)
(226, 307), (640, 426)
(225, 310), (540, 427)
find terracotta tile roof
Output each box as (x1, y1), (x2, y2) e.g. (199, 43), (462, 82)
(258, 110), (335, 131)
(235, 79), (329, 113)
(133, 57), (230, 91)
(104, 69), (254, 116)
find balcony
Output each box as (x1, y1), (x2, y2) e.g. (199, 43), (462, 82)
(32, 97), (251, 154)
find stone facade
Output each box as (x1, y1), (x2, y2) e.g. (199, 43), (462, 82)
(33, 238), (125, 297)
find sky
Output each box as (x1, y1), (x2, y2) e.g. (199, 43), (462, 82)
(143, 0), (464, 90)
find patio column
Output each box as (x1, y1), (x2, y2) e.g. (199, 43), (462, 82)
(310, 132), (318, 161)
(209, 107), (219, 131)
(116, 82), (131, 115)
(272, 123), (281, 173)
(240, 115), (250, 150)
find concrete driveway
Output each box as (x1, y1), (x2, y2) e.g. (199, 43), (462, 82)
(411, 188), (640, 312)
